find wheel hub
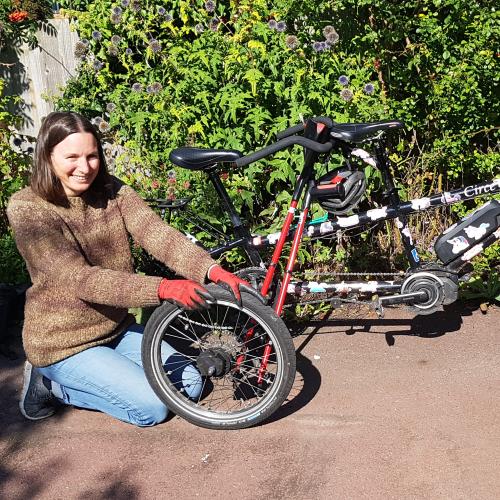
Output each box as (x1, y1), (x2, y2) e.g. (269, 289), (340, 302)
(196, 348), (232, 377)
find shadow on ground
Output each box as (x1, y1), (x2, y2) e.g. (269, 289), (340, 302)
(290, 300), (475, 342)
(0, 326), (142, 499)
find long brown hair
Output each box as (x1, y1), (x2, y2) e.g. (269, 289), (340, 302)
(31, 111), (111, 205)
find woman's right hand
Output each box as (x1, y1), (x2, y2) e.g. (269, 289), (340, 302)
(158, 279), (214, 310)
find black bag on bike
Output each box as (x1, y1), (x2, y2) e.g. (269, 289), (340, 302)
(434, 199), (500, 265)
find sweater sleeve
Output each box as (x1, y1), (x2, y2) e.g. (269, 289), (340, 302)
(116, 183), (217, 284)
(7, 198), (162, 309)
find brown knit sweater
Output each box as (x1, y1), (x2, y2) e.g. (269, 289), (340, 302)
(7, 177), (216, 367)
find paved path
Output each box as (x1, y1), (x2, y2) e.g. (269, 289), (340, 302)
(1, 303), (499, 499)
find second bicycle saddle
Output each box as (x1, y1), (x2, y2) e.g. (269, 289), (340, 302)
(170, 147), (242, 171)
(331, 120), (404, 143)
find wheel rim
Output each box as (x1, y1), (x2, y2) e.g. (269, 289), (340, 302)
(148, 299), (286, 424)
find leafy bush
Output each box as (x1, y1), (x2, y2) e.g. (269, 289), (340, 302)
(0, 0), (53, 48)
(0, 231), (28, 284)
(53, 0), (498, 273)
(0, 79), (31, 234)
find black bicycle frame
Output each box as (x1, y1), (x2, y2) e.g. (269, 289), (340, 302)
(202, 136), (499, 276)
(159, 128), (499, 309)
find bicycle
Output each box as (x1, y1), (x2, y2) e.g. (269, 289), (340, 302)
(141, 116), (500, 429)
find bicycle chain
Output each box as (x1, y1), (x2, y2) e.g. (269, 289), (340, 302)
(284, 296), (361, 308)
(178, 315), (235, 330)
(297, 271), (405, 279)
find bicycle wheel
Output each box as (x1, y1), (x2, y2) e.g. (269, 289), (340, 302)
(141, 284), (296, 429)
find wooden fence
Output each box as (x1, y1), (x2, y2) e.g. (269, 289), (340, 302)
(1, 17), (78, 137)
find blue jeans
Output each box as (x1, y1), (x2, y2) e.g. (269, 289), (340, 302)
(38, 324), (202, 427)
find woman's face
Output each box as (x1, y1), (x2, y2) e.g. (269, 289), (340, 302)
(50, 132), (100, 197)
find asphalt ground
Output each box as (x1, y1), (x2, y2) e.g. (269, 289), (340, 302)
(0, 302), (499, 500)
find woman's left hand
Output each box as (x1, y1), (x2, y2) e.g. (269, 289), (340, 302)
(208, 265), (265, 306)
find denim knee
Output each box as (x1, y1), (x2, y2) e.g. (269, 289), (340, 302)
(130, 401), (169, 427)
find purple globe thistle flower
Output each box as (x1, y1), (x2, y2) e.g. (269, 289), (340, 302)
(157, 6), (166, 15)
(112, 6), (122, 15)
(146, 84), (153, 94)
(338, 75), (349, 86)
(204, 0), (216, 13)
(131, 82), (143, 92)
(363, 83), (375, 95)
(106, 102), (117, 113)
(322, 25), (336, 37)
(111, 13), (122, 24)
(111, 35), (121, 45)
(98, 120), (111, 133)
(81, 38), (89, 46)
(151, 82), (163, 94)
(107, 45), (119, 56)
(92, 59), (105, 71)
(268, 19), (277, 30)
(326, 31), (339, 45)
(285, 35), (299, 49)
(168, 169), (176, 179)
(121, 0), (130, 6)
(165, 13), (173, 21)
(74, 41), (88, 58)
(340, 88), (354, 102)
(276, 21), (287, 32)
(125, 47), (133, 55)
(149, 39), (161, 53)
(195, 23), (205, 34)
(209, 17), (219, 31)
(92, 30), (102, 41)
(312, 41), (323, 52)
(130, 0), (140, 12)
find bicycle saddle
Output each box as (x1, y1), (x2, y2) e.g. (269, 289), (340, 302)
(330, 120), (405, 143)
(169, 147), (243, 171)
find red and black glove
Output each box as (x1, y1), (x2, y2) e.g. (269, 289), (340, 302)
(158, 279), (214, 310)
(208, 265), (265, 305)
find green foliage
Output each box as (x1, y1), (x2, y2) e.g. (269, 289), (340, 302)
(460, 271), (500, 304)
(0, 79), (31, 285)
(0, 0), (53, 48)
(0, 231), (28, 284)
(55, 0), (386, 228)
(0, 79), (31, 234)
(52, 0), (498, 274)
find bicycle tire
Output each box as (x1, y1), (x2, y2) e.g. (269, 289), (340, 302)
(141, 284), (296, 429)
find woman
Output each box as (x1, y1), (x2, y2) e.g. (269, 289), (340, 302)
(7, 111), (257, 426)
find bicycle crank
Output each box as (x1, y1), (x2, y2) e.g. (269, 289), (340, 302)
(374, 270), (458, 317)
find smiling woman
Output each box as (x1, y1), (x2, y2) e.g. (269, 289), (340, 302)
(50, 132), (100, 197)
(30, 112), (110, 205)
(6, 111), (258, 426)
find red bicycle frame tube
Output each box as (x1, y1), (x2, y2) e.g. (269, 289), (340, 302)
(274, 206), (310, 315)
(260, 200), (299, 296)
(258, 204), (311, 383)
(260, 119), (328, 299)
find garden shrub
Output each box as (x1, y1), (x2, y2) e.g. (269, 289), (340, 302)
(49, 0), (498, 274)
(0, 0), (53, 48)
(0, 79), (31, 283)
(0, 2), (53, 285)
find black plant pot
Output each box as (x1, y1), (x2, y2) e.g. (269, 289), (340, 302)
(0, 283), (16, 336)
(0, 283), (28, 359)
